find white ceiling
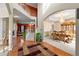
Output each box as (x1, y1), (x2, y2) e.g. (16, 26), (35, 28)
(26, 3), (37, 8)
(14, 9), (35, 23)
(47, 9), (76, 22)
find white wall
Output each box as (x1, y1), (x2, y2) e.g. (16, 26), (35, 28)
(0, 4), (9, 18)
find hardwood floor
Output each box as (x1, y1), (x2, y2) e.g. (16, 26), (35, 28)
(8, 40), (72, 56)
(8, 47), (18, 56)
(41, 42), (72, 56)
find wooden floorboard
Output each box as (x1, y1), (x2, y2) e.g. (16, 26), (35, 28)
(8, 40), (72, 56)
(37, 45), (51, 56)
(41, 42), (72, 56)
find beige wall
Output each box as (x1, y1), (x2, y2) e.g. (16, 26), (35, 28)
(44, 21), (52, 32)
(53, 21), (61, 31)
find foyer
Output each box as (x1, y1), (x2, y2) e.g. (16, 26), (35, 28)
(0, 3), (79, 56)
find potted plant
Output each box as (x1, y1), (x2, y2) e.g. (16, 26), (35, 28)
(36, 32), (42, 42)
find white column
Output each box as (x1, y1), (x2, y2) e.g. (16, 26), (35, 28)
(0, 19), (3, 45)
(8, 4), (14, 51)
(38, 4), (44, 39)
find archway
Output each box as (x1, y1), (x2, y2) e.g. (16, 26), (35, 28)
(43, 8), (76, 55)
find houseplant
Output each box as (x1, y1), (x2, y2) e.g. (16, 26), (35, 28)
(36, 32), (42, 42)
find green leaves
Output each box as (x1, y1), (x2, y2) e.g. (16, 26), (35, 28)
(36, 32), (41, 42)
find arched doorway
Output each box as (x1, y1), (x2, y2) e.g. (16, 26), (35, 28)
(43, 9), (76, 55)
